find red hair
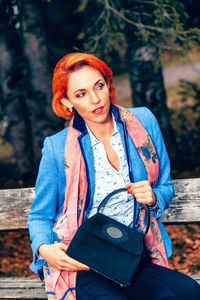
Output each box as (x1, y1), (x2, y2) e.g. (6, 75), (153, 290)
(52, 53), (116, 118)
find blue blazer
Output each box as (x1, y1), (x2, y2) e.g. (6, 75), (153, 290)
(28, 105), (174, 274)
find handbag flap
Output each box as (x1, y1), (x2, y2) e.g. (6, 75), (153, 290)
(81, 213), (143, 255)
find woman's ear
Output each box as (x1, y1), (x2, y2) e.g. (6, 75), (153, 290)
(60, 98), (71, 107)
(60, 98), (74, 112)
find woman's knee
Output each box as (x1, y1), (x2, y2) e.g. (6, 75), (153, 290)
(155, 281), (200, 300)
(183, 279), (200, 300)
(154, 264), (200, 300)
(173, 275), (200, 300)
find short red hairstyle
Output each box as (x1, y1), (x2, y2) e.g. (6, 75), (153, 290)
(52, 52), (116, 118)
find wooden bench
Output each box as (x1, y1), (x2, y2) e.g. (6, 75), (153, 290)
(0, 178), (200, 299)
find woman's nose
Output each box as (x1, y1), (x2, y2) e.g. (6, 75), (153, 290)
(90, 91), (100, 103)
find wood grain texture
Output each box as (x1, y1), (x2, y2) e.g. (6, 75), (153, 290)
(0, 277), (46, 299)
(0, 275), (199, 299)
(161, 178), (200, 223)
(0, 178), (200, 230)
(0, 188), (35, 230)
(190, 275), (200, 284)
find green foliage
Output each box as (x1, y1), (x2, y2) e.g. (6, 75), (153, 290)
(193, 264), (200, 272)
(179, 80), (200, 113)
(171, 80), (200, 167)
(76, 0), (90, 12)
(186, 226), (196, 233)
(37, 0), (200, 75)
(0, 266), (27, 277)
(76, 0), (200, 53)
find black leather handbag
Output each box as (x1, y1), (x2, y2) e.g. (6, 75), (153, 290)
(66, 188), (150, 287)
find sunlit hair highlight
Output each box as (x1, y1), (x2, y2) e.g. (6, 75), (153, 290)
(52, 53), (116, 118)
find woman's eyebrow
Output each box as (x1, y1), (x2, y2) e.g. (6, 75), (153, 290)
(73, 79), (104, 94)
(73, 88), (85, 95)
(95, 79), (104, 85)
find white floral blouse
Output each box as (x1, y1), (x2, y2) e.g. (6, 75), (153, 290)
(86, 116), (135, 227)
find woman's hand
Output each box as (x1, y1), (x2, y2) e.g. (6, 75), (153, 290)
(125, 180), (157, 207)
(39, 242), (89, 272)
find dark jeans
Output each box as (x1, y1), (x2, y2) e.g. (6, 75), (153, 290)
(76, 260), (200, 300)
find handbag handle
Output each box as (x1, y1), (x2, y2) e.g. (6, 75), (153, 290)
(97, 188), (150, 236)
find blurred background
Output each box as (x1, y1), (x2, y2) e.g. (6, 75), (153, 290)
(0, 0), (200, 277)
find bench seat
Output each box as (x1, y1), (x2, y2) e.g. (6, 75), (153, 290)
(0, 275), (199, 299)
(0, 178), (200, 299)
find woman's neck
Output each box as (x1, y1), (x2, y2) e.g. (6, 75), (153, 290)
(85, 113), (114, 142)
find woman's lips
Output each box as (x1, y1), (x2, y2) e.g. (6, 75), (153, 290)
(92, 106), (104, 114)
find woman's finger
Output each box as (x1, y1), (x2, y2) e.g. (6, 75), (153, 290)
(58, 261), (89, 271)
(125, 181), (151, 193)
(134, 192), (151, 199)
(131, 186), (151, 194)
(64, 254), (88, 268)
(127, 186), (150, 195)
(126, 180), (149, 188)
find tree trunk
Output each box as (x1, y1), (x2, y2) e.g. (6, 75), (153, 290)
(20, 0), (63, 168)
(127, 41), (176, 158)
(0, 0), (63, 179)
(0, 0), (32, 175)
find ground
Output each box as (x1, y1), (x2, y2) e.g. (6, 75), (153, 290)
(0, 224), (200, 277)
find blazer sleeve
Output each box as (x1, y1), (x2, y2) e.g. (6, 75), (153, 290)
(28, 137), (59, 273)
(144, 108), (175, 219)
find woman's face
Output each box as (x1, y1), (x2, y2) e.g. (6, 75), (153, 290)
(66, 65), (111, 129)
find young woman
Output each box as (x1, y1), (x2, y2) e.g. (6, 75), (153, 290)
(28, 53), (200, 300)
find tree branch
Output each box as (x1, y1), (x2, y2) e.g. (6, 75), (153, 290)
(104, 0), (164, 33)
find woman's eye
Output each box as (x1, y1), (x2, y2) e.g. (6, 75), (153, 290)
(76, 92), (85, 98)
(97, 83), (104, 90)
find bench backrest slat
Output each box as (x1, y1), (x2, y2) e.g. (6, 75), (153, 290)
(0, 188), (35, 230)
(0, 178), (200, 230)
(161, 178), (200, 223)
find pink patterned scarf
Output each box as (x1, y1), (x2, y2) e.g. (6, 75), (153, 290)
(43, 105), (168, 300)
